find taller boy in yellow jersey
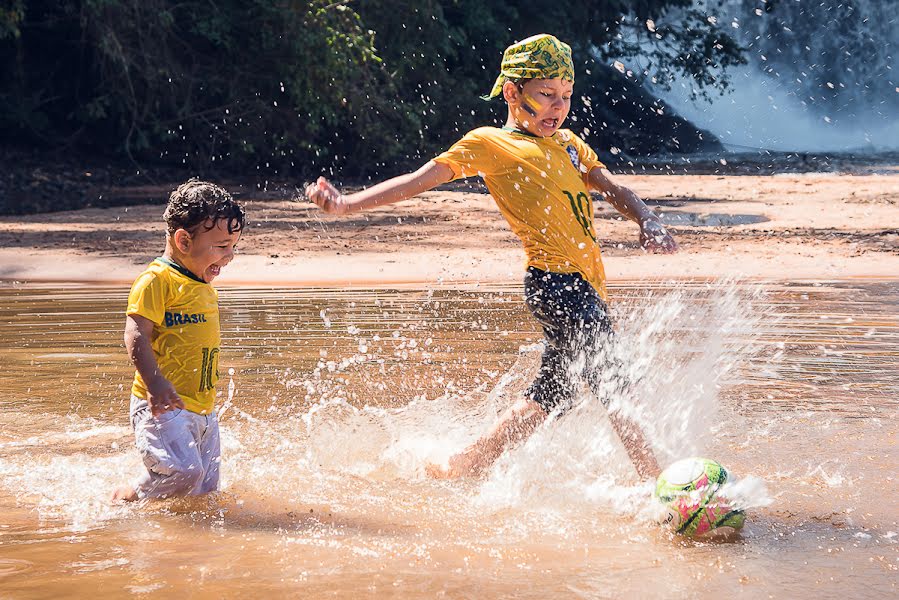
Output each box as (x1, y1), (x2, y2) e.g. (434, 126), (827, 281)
(112, 180), (245, 502)
(306, 34), (676, 480)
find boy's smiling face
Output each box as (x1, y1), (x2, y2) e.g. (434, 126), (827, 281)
(171, 218), (242, 282)
(505, 78), (573, 137)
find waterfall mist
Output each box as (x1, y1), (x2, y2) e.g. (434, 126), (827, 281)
(645, 0), (898, 152)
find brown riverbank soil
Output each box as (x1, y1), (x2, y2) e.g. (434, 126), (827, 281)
(1, 172), (896, 286)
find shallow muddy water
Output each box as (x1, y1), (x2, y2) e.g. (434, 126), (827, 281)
(0, 280), (896, 598)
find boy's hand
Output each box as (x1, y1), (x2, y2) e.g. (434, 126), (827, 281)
(145, 376), (185, 417)
(305, 177), (347, 215)
(640, 219), (677, 254)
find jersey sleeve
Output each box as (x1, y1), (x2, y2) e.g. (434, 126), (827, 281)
(126, 270), (167, 324)
(567, 131), (606, 179)
(432, 129), (497, 181)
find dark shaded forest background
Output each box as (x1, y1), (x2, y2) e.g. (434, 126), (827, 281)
(1, 0), (748, 212)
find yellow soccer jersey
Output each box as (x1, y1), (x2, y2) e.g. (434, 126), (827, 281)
(126, 258), (221, 414)
(434, 126), (609, 299)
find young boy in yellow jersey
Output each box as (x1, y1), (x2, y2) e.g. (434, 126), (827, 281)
(305, 34), (676, 480)
(112, 179), (245, 502)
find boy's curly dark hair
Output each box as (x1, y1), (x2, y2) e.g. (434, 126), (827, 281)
(164, 178), (245, 236)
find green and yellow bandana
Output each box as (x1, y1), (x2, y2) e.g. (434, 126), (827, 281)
(483, 34), (575, 100)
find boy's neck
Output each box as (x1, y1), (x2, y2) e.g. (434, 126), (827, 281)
(504, 113), (526, 134)
(504, 113), (551, 138)
(161, 242), (203, 282)
(162, 240), (184, 267)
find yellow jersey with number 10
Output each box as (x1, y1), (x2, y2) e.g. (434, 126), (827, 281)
(126, 258), (221, 414)
(434, 126), (608, 299)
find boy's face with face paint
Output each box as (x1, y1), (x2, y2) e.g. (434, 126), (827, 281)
(504, 78), (573, 137)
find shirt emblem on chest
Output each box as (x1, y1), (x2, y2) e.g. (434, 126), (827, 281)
(565, 145), (580, 170)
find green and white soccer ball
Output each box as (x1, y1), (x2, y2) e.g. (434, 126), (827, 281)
(655, 457), (746, 538)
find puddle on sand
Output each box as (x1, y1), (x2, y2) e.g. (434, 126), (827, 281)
(658, 211), (769, 227)
(0, 280), (896, 597)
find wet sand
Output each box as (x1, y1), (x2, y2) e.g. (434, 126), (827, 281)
(0, 172), (896, 285)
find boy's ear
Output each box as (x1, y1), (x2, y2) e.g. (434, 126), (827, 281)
(502, 80), (520, 104)
(172, 228), (192, 253)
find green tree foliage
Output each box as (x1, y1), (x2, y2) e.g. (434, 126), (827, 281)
(2, 0), (399, 172)
(0, 1), (24, 39)
(354, 0), (744, 165)
(1, 0), (744, 176)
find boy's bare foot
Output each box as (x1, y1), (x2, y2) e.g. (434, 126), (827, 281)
(424, 452), (483, 479)
(425, 462), (455, 479)
(111, 485), (139, 503)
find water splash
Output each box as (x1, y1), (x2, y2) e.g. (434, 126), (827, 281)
(0, 418), (136, 532)
(477, 280), (773, 514)
(239, 280), (776, 522)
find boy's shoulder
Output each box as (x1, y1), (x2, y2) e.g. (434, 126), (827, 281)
(461, 126), (506, 141)
(138, 258), (210, 287)
(131, 259), (168, 284)
(131, 259), (202, 294)
(556, 129), (584, 144)
(128, 262), (177, 308)
(558, 130), (602, 156)
(143, 258), (169, 273)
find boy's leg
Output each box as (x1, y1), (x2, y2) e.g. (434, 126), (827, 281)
(530, 268), (660, 479)
(129, 396), (207, 499)
(427, 395), (546, 479)
(427, 268), (660, 480)
(195, 412), (221, 494)
(607, 411), (660, 479)
(427, 269), (575, 479)
(580, 303), (661, 479)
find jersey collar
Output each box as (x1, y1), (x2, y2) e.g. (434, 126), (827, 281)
(502, 125), (539, 138)
(501, 125), (560, 141)
(156, 256), (206, 283)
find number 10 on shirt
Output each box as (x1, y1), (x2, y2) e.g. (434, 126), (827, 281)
(563, 190), (596, 242)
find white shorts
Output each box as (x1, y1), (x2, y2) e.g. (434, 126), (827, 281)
(130, 395), (221, 499)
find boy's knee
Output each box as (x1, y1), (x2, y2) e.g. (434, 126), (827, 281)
(579, 310), (613, 341)
(136, 459), (208, 499)
(157, 463), (206, 497)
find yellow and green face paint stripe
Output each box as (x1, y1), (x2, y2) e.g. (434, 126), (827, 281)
(519, 92), (542, 117)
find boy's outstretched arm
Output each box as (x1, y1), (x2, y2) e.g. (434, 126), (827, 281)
(588, 168), (677, 254)
(306, 161), (454, 215)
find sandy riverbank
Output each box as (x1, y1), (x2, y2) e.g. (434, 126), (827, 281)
(0, 172), (896, 286)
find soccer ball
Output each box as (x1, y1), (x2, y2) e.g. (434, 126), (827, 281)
(655, 457), (746, 538)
